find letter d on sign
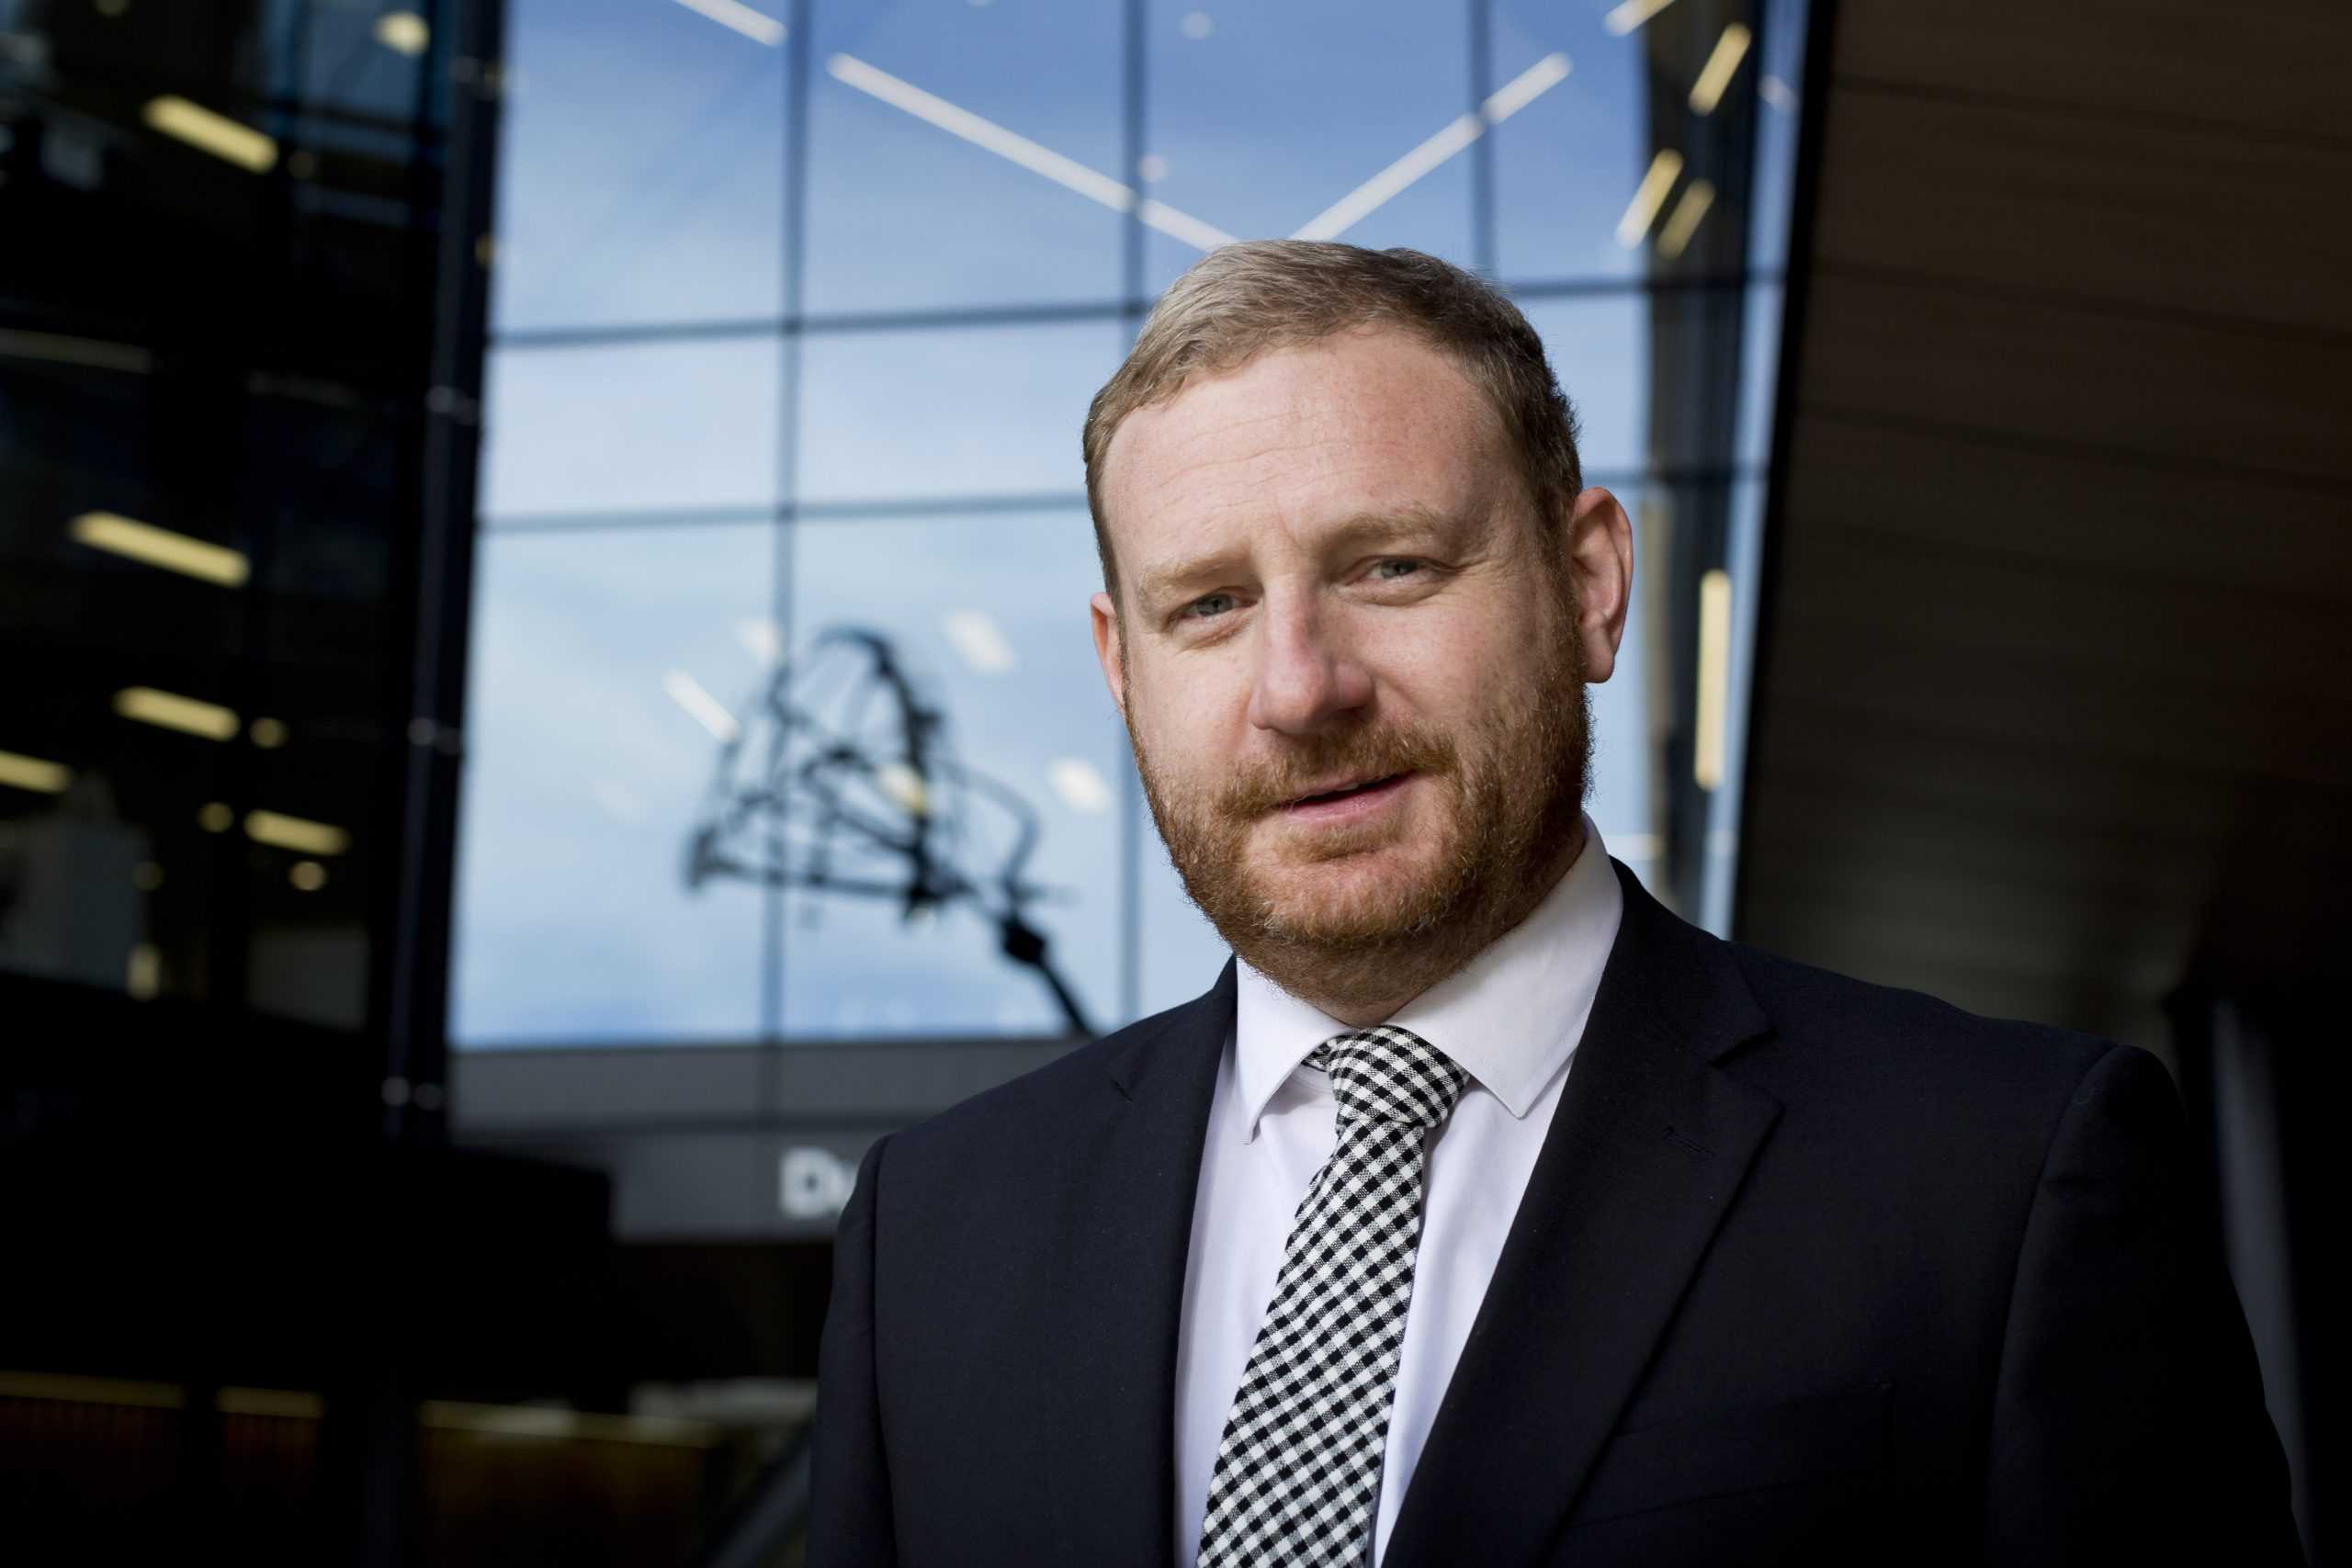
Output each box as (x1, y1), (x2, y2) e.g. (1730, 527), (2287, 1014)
(780, 1145), (856, 1220)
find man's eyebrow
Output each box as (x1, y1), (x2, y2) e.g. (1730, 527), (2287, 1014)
(1132, 505), (1469, 606)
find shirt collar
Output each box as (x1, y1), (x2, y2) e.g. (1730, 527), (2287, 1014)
(1230, 814), (1625, 1140)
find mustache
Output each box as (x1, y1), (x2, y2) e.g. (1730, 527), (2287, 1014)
(1216, 725), (1457, 818)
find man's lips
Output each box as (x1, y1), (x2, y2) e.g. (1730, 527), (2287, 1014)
(1278, 773), (1412, 814)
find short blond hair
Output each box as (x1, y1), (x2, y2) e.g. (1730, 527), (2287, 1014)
(1081, 241), (1582, 602)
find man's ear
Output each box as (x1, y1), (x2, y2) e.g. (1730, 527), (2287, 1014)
(1561, 486), (1634, 684)
(1090, 591), (1127, 720)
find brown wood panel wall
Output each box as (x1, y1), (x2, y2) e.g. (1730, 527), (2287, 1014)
(1737, 0), (2352, 1056)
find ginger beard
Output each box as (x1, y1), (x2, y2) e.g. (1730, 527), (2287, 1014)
(1126, 576), (1594, 1014)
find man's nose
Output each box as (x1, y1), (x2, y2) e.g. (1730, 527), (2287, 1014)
(1245, 595), (1374, 735)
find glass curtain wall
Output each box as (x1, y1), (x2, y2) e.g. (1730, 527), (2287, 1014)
(456, 0), (1809, 1050)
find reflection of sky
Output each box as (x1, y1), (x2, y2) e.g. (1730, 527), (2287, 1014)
(482, 338), (782, 517)
(806, 1), (1124, 311)
(457, 0), (1802, 1045)
(784, 513), (1123, 1035)
(797, 321), (1122, 502)
(454, 523), (775, 1043)
(492, 0), (786, 330)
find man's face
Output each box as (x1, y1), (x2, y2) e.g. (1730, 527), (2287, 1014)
(1091, 326), (1629, 1010)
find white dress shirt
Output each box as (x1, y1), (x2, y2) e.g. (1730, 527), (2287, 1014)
(1172, 817), (1624, 1565)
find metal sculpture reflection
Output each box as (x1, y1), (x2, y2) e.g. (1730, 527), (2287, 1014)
(685, 626), (1092, 1035)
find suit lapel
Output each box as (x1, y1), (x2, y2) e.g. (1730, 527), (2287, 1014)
(1039, 961), (1233, 1568)
(1384, 863), (1782, 1566)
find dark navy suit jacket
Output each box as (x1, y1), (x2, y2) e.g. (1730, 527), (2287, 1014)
(809, 859), (2300, 1565)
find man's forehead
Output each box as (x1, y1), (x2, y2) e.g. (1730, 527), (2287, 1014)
(1101, 329), (1501, 538)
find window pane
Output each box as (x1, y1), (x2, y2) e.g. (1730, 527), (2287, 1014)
(481, 339), (781, 520)
(1143, 0), (1476, 292)
(1490, 0), (1653, 284)
(452, 523), (775, 1044)
(491, 0), (787, 332)
(796, 320), (1121, 503)
(780, 510), (1124, 1037)
(1517, 291), (1648, 477)
(805, 0), (1124, 313)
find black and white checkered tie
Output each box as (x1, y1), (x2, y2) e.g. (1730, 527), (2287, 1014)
(1196, 1025), (1469, 1567)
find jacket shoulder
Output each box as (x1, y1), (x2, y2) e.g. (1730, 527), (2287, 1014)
(885, 983), (1220, 1164)
(1720, 938), (2134, 1110)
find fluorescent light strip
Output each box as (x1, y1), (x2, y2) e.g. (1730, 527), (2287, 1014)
(0, 330), (152, 374)
(1603, 0), (1679, 37)
(664, 670), (741, 743)
(1484, 51), (1573, 122)
(1295, 114), (1480, 242)
(1657, 178), (1715, 258)
(1693, 569), (1731, 789)
(115, 686), (239, 741)
(143, 95), (277, 175)
(827, 54), (1235, 251)
(1294, 53), (1569, 243)
(70, 511), (249, 587)
(1615, 150), (1683, 247)
(670, 0), (786, 46)
(1688, 24), (1753, 116)
(245, 808), (351, 856)
(0, 749), (73, 794)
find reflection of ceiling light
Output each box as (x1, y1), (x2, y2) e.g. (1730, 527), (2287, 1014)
(1049, 759), (1114, 814)
(289, 860), (328, 891)
(1484, 51), (1572, 121)
(663, 671), (741, 743)
(943, 610), (1017, 675)
(670, 0), (786, 47)
(1137, 153), (1169, 183)
(1603, 0), (1679, 36)
(875, 761), (930, 818)
(0, 748), (72, 794)
(134, 861), (164, 891)
(246, 809), (351, 856)
(373, 11), (429, 56)
(1611, 830), (1662, 860)
(0, 330), (151, 374)
(115, 686), (239, 740)
(1657, 179), (1715, 259)
(1180, 11), (1214, 40)
(1294, 53), (1568, 243)
(1615, 150), (1683, 247)
(827, 54), (1235, 252)
(1688, 24), (1753, 116)
(249, 716), (288, 748)
(198, 802), (234, 832)
(142, 96), (277, 174)
(737, 617), (784, 666)
(71, 511), (249, 587)
(1759, 74), (1796, 111)
(1693, 569), (1731, 789)
(592, 781), (644, 823)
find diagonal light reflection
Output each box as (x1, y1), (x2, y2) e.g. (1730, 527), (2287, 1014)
(827, 54), (1237, 251)
(1293, 52), (1570, 243)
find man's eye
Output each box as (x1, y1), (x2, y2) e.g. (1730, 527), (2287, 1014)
(1371, 558), (1424, 581)
(1184, 592), (1237, 618)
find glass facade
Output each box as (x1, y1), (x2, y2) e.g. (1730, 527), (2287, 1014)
(454, 0), (1811, 1049)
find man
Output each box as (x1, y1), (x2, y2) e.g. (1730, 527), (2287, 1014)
(809, 243), (2298, 1566)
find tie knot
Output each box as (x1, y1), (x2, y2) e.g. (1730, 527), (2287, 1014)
(1311, 1025), (1467, 1131)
